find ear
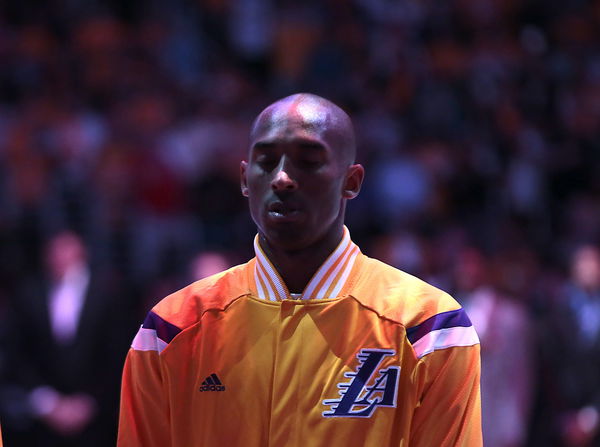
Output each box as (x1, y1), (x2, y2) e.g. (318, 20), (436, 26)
(240, 160), (249, 197)
(342, 164), (364, 199)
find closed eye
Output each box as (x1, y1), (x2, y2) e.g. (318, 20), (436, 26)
(297, 142), (326, 170)
(298, 158), (323, 170)
(255, 154), (279, 171)
(252, 142), (280, 171)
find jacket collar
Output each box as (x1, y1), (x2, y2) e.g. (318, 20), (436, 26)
(253, 226), (360, 301)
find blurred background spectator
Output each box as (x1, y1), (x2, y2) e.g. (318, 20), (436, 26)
(0, 231), (135, 446)
(0, 0), (598, 445)
(453, 247), (534, 447)
(533, 245), (600, 447)
(189, 251), (233, 282)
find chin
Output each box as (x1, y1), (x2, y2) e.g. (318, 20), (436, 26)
(262, 225), (314, 251)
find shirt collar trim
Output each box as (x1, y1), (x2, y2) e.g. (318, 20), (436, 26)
(253, 226), (360, 301)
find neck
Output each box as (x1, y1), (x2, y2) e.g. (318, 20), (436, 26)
(259, 224), (344, 293)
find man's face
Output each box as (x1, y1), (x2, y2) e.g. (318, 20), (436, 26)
(241, 101), (355, 251)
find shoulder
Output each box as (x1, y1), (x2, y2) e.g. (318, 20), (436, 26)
(352, 255), (461, 329)
(352, 255), (480, 359)
(148, 262), (252, 334)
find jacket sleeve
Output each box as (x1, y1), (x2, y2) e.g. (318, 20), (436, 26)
(117, 346), (172, 446)
(409, 344), (482, 446)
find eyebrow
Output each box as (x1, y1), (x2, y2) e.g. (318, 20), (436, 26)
(297, 141), (326, 151)
(251, 142), (274, 152)
(252, 139), (327, 151)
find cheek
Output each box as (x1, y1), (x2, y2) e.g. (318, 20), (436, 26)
(312, 181), (344, 214)
(246, 173), (270, 195)
(247, 192), (263, 215)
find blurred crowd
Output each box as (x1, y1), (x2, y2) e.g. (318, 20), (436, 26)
(0, 0), (598, 445)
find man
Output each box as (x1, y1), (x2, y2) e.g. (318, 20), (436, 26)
(1, 231), (133, 446)
(118, 93), (482, 446)
(535, 245), (600, 446)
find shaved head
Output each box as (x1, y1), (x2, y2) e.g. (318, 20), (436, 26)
(250, 93), (357, 166)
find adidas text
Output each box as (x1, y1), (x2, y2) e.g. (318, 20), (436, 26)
(199, 384), (226, 392)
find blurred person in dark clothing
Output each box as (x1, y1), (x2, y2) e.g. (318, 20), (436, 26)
(534, 244), (600, 447)
(0, 231), (135, 446)
(556, 245), (600, 446)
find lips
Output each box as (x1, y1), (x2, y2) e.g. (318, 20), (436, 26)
(267, 201), (302, 221)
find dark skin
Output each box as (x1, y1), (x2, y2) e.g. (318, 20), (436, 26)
(241, 93), (364, 293)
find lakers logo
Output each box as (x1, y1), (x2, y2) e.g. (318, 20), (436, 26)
(322, 349), (400, 418)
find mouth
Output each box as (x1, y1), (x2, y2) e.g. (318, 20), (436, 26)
(267, 201), (302, 221)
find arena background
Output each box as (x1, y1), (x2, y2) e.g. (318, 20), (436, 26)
(0, 0), (599, 446)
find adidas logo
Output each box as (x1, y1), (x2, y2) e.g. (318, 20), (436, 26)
(199, 373), (226, 392)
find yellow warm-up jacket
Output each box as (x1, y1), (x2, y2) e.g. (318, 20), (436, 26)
(118, 231), (481, 446)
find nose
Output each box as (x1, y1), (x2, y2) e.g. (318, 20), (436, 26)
(271, 159), (297, 191)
